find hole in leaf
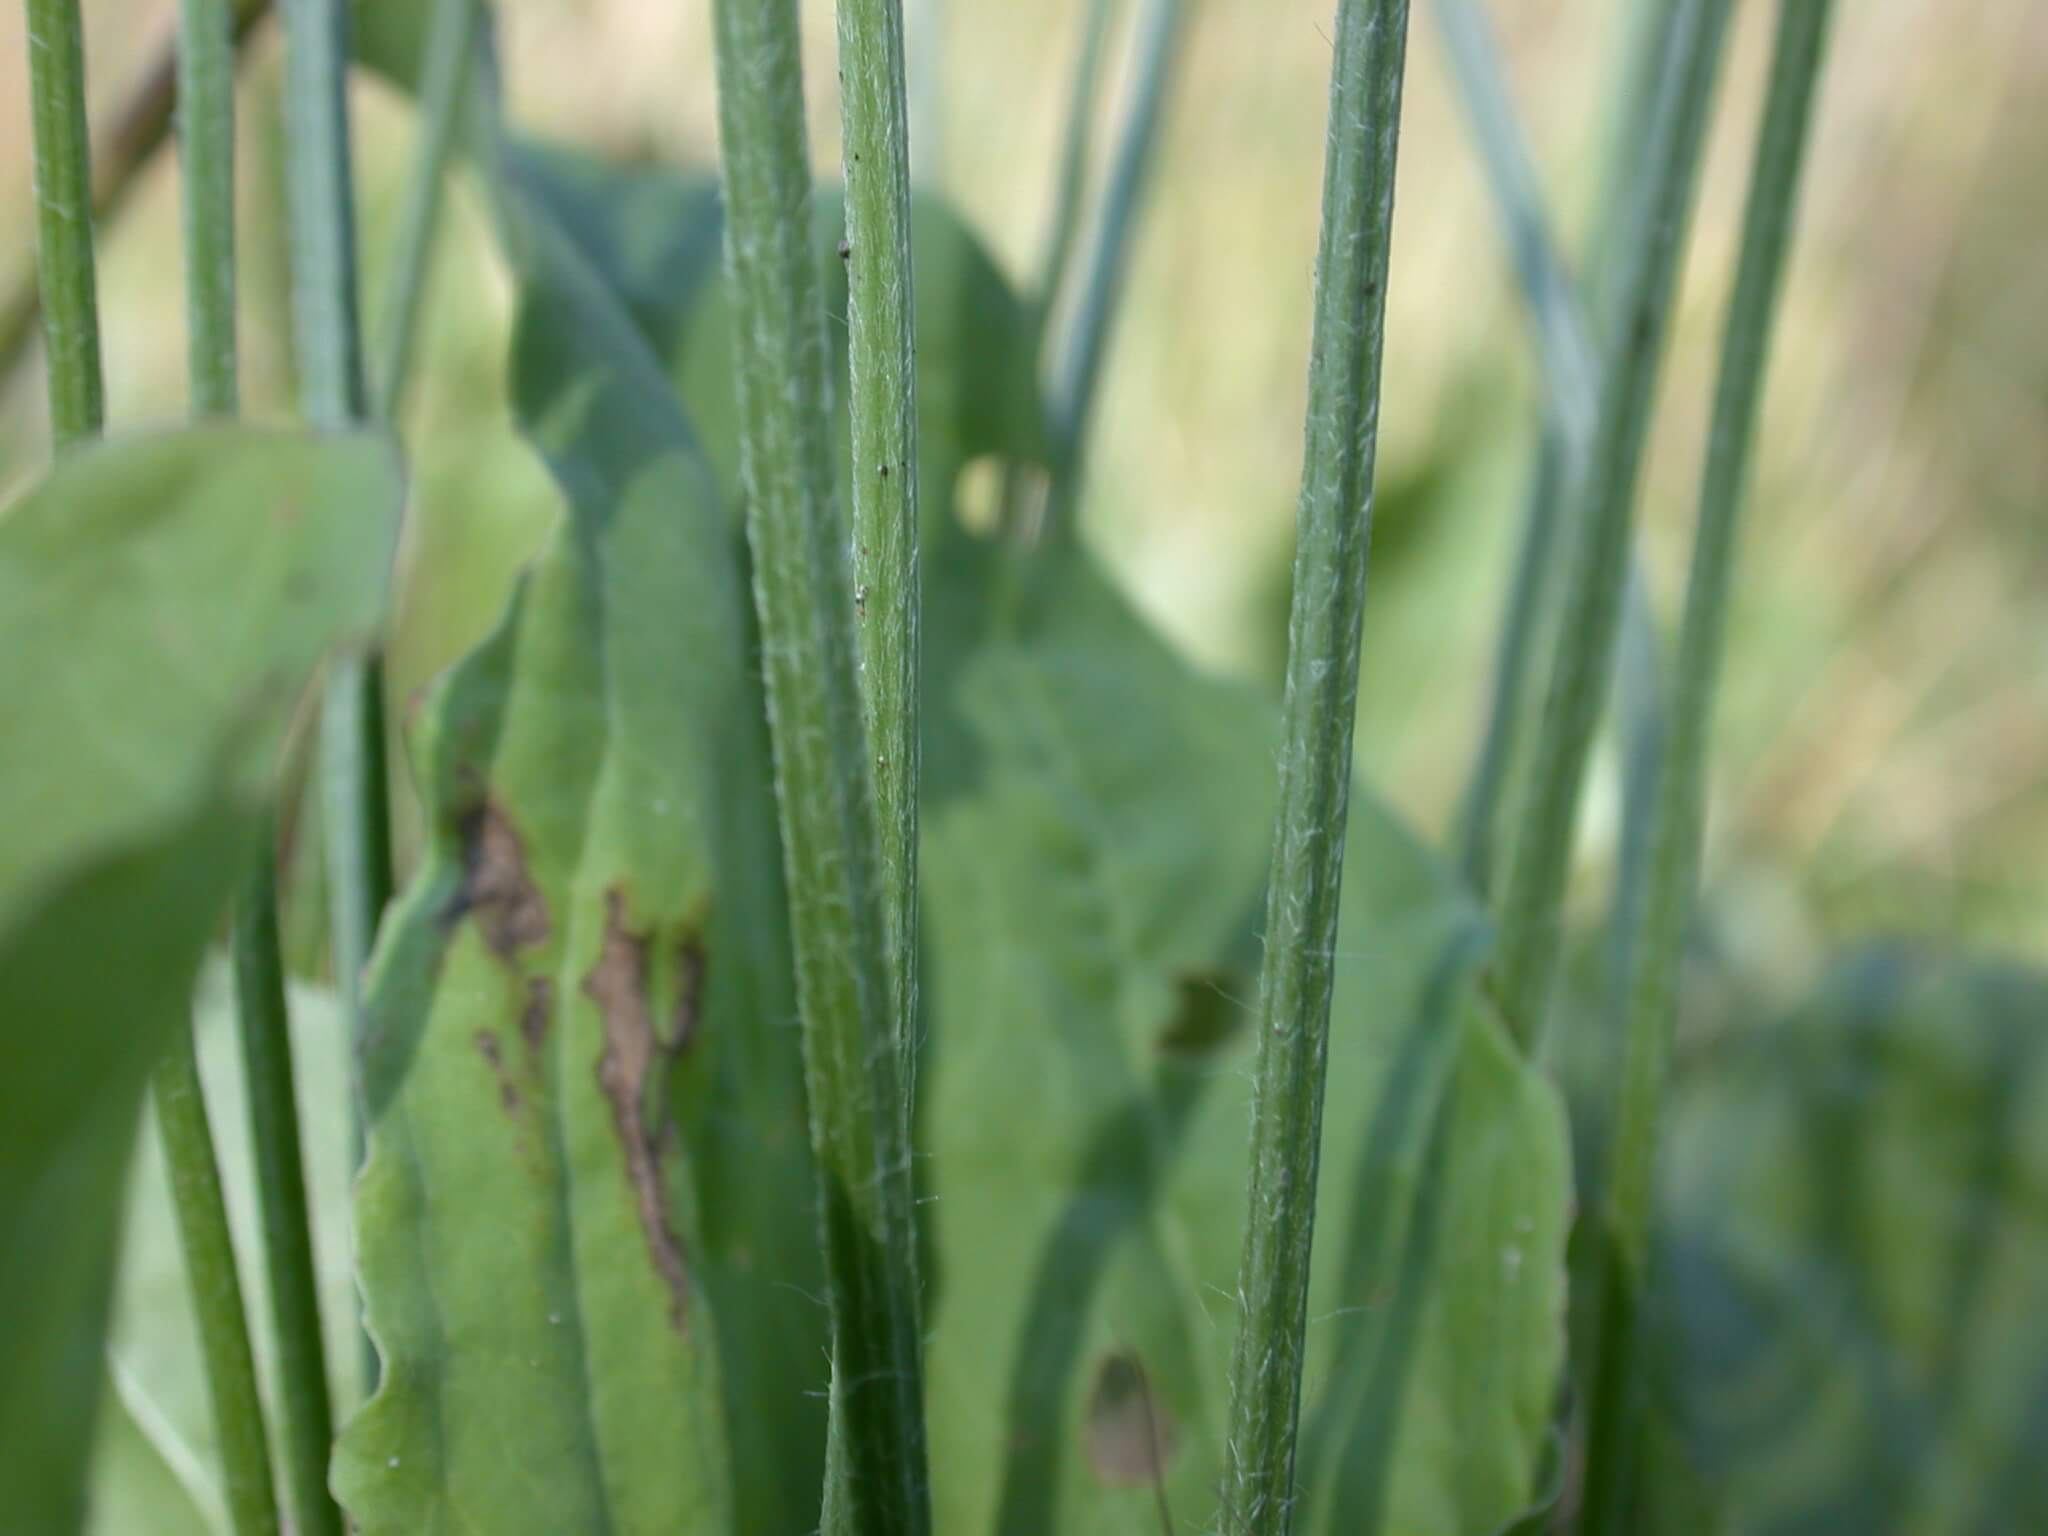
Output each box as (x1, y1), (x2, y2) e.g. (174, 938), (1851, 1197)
(1157, 970), (1249, 1058)
(1082, 1350), (1177, 1488)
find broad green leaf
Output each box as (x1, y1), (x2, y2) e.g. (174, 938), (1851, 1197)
(916, 542), (1572, 1535)
(89, 965), (359, 1536)
(334, 181), (823, 1536)
(503, 142), (1049, 519)
(1658, 944), (2048, 1535)
(0, 427), (400, 1536)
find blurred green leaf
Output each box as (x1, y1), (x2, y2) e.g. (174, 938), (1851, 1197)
(88, 964), (359, 1536)
(916, 541), (1572, 1535)
(0, 427), (400, 1536)
(88, 1371), (220, 1536)
(333, 176), (821, 1536)
(1659, 944), (2048, 1535)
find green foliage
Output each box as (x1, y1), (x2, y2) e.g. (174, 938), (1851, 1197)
(0, 427), (399, 1534)
(917, 541), (1570, 1535)
(1660, 946), (2048, 1534)
(334, 181), (812, 1534)
(90, 964), (360, 1536)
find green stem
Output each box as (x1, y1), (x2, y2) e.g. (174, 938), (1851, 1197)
(1, 0), (270, 388)
(1431, 0), (1597, 440)
(281, 0), (384, 1438)
(281, 0), (386, 1162)
(1436, 0), (1676, 912)
(180, 0), (240, 417)
(1582, 5), (1836, 1528)
(371, 0), (481, 418)
(1488, 0), (1733, 1051)
(1218, 2), (1414, 1529)
(1457, 424), (1566, 895)
(280, 0), (368, 427)
(159, 11), (284, 1536)
(1044, 0), (1183, 532)
(1038, 0), (1118, 315)
(23, 0), (104, 448)
(151, 1033), (280, 1536)
(838, 0), (925, 1210)
(318, 652), (393, 1142)
(233, 830), (344, 1536)
(710, 3), (931, 1532)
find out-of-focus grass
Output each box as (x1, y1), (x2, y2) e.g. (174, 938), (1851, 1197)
(2, 0), (2042, 974)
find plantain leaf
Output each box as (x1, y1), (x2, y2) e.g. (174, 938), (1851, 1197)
(503, 142), (1049, 520)
(915, 542), (1573, 1535)
(0, 427), (400, 1536)
(333, 177), (823, 1535)
(1658, 944), (2048, 1535)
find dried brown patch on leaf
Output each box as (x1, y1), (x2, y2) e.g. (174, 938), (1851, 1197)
(473, 1030), (523, 1116)
(448, 800), (551, 957)
(521, 976), (553, 1057)
(584, 887), (704, 1331)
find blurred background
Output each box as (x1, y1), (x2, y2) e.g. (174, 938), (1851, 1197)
(3, 0), (2043, 993)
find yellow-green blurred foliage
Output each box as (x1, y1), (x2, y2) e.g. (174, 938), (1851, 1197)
(3, 0), (2043, 981)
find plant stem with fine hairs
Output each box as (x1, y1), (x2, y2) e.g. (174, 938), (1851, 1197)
(710, 1), (932, 1530)
(1218, 1), (1415, 1529)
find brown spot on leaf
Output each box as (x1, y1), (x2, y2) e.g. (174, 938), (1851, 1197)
(473, 1031), (523, 1117)
(1082, 1352), (1178, 1488)
(447, 801), (550, 957)
(585, 888), (699, 1331)
(521, 977), (553, 1057)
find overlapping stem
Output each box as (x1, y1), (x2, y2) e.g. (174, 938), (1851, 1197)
(371, 0), (482, 416)
(277, 0), (374, 1512)
(1488, 0), (1735, 1050)
(156, 6), (286, 1532)
(1582, 5), (1837, 1528)
(1044, 0), (1183, 529)
(710, 1), (931, 1529)
(1218, 1), (1415, 1529)
(232, 834), (343, 1536)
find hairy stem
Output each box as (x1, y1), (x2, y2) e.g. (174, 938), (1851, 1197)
(839, 0), (925, 1196)
(1488, 0), (1734, 1050)
(1218, 2), (1415, 1529)
(710, 2), (931, 1531)
(371, 0), (481, 417)
(23, 0), (104, 447)
(1582, 5), (1836, 1528)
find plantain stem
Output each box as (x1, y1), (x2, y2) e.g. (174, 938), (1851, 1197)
(1218, 1), (1415, 1528)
